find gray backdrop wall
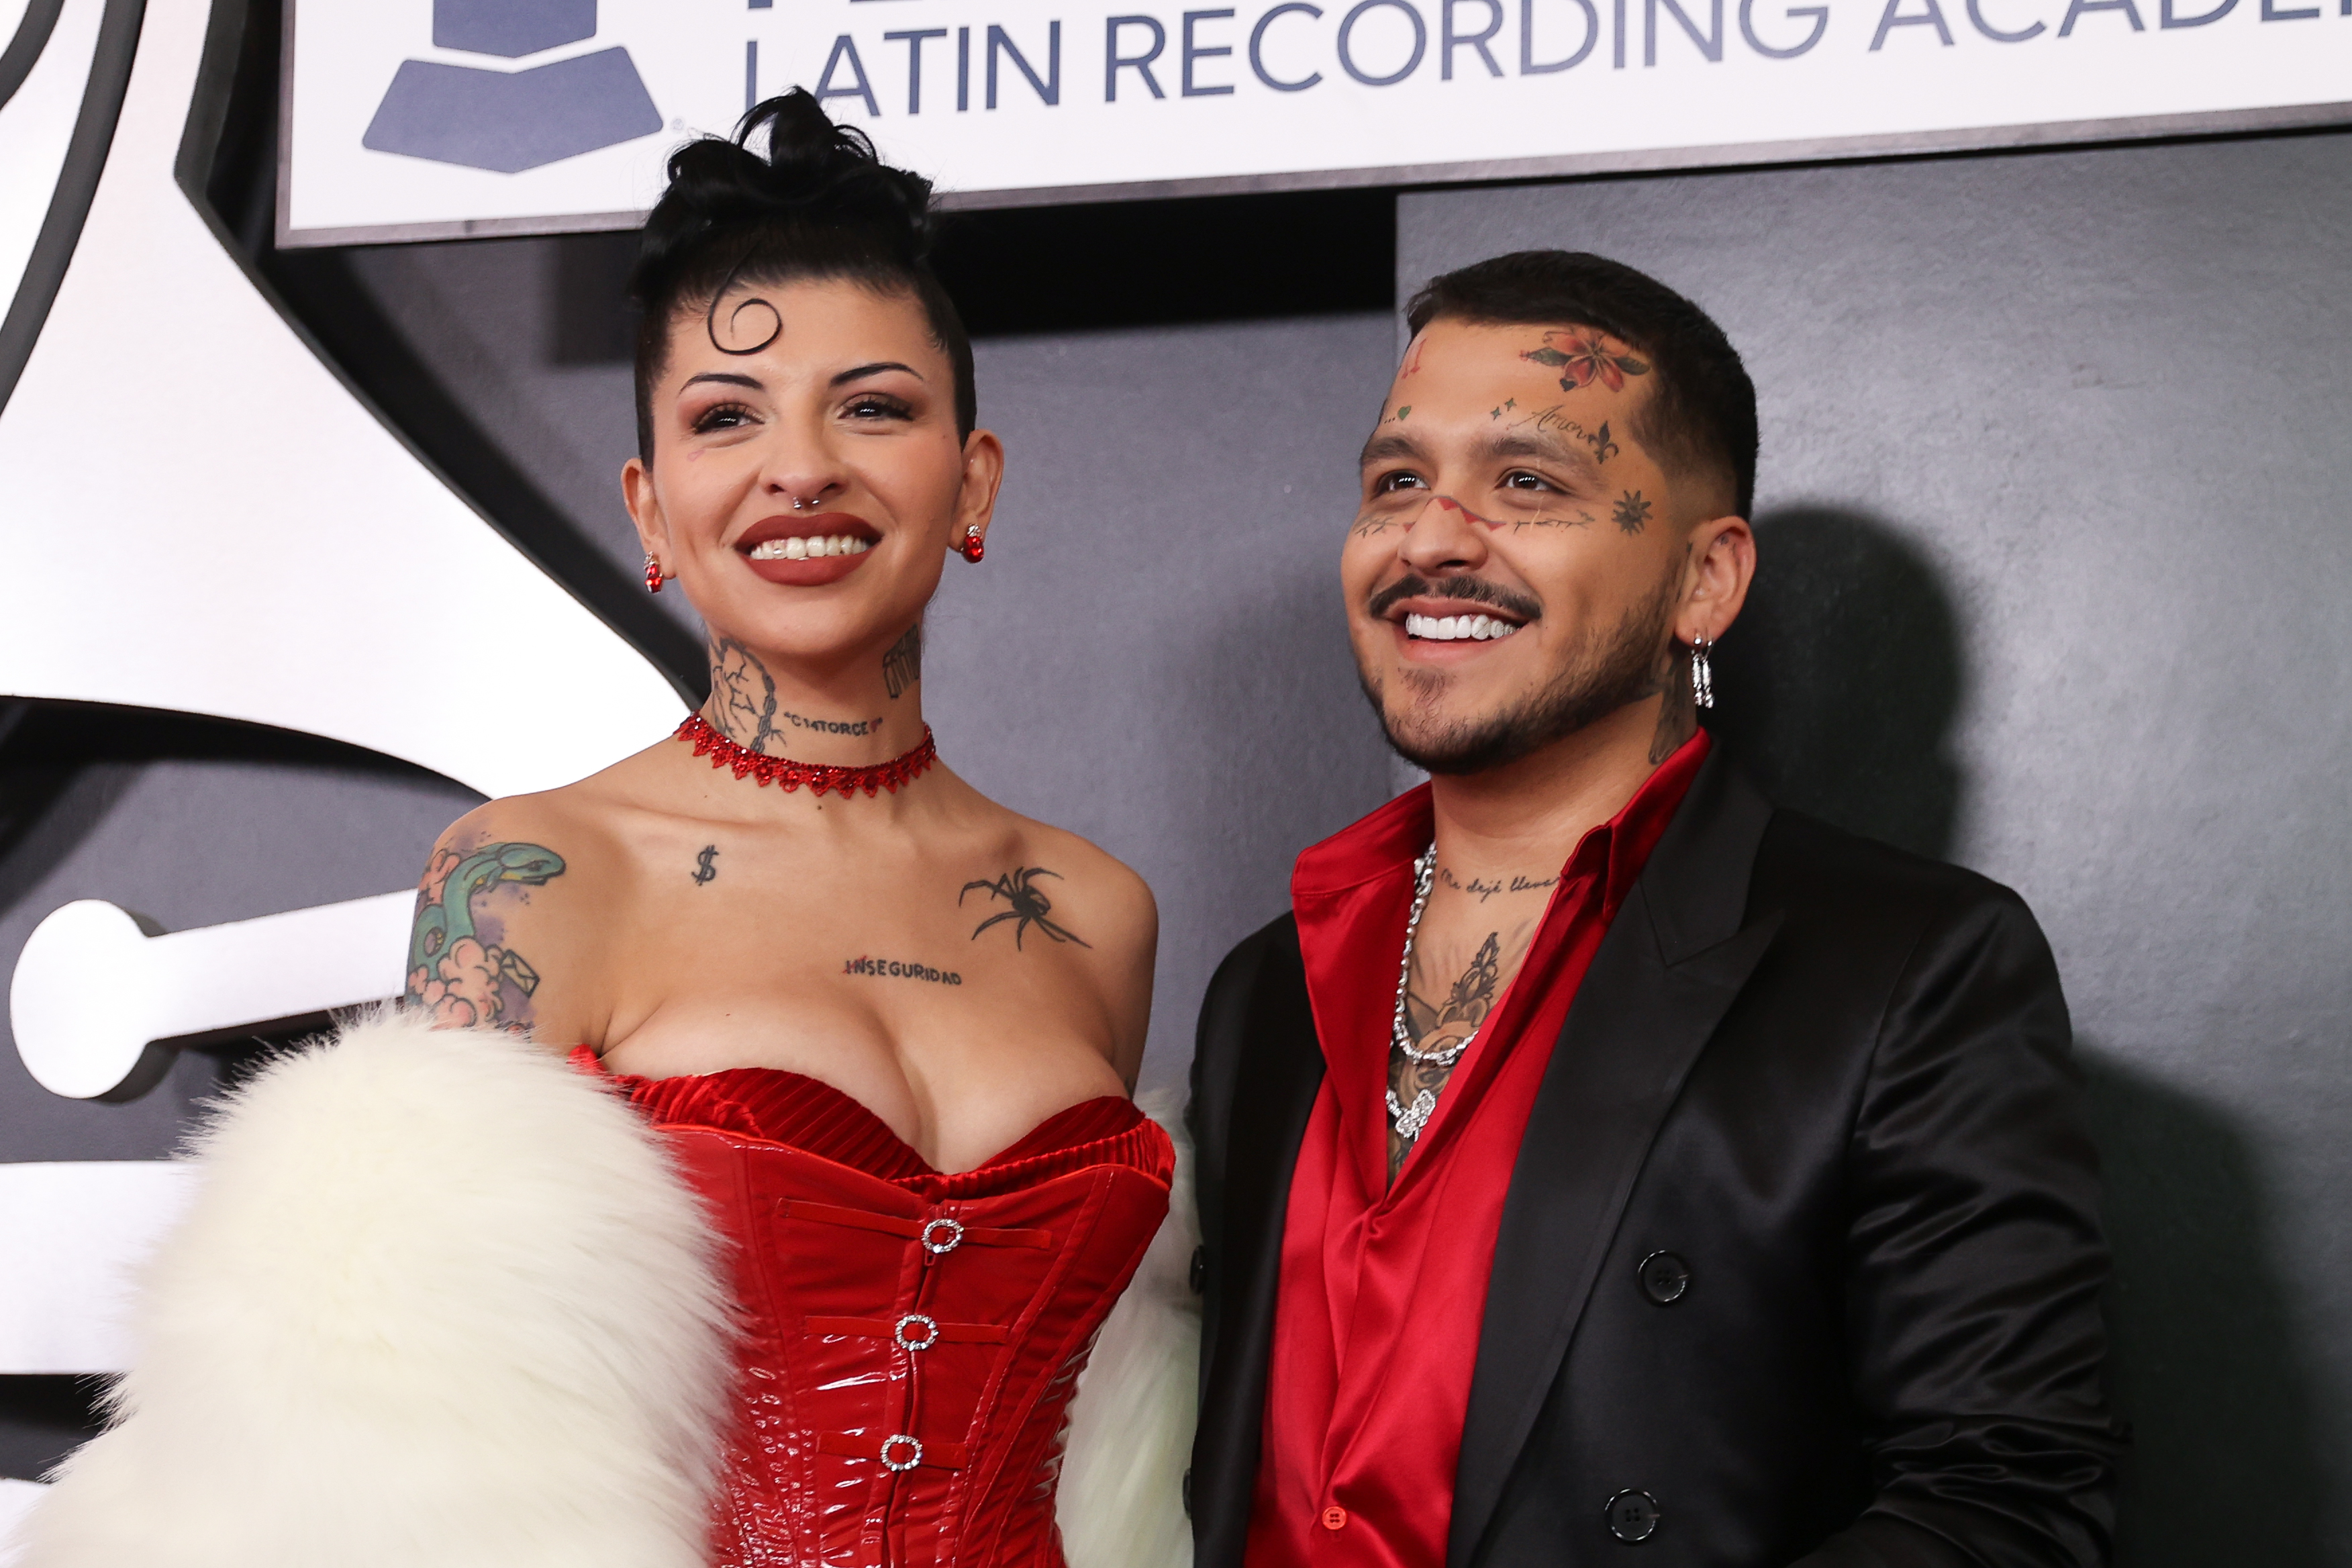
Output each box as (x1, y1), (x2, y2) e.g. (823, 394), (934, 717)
(4, 112), (2349, 1568)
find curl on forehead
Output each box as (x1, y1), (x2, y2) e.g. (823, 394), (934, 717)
(636, 258), (975, 458)
(651, 270), (937, 373)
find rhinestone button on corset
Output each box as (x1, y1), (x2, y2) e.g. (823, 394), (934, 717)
(585, 1055), (1174, 1568)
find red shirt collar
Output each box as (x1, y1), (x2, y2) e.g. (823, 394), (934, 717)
(1292, 728), (1713, 917)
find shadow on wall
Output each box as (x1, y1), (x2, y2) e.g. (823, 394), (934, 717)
(1138, 530), (1396, 1079)
(1705, 505), (1963, 861)
(1704, 505), (2331, 1565)
(2082, 1048), (2330, 1568)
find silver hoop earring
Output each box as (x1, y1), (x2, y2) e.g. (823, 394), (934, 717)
(1689, 634), (1715, 710)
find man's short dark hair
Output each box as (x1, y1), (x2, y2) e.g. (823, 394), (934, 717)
(1406, 251), (1757, 518)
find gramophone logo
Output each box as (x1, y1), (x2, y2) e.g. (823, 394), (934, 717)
(362, 0), (663, 175)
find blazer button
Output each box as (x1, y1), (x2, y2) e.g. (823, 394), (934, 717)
(1637, 1251), (1691, 1305)
(1189, 1245), (1207, 1295)
(1605, 1489), (1661, 1543)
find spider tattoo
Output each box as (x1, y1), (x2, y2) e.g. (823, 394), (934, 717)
(961, 866), (1091, 950)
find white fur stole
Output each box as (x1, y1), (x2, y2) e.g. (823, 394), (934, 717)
(1055, 1087), (1201, 1568)
(14, 1010), (733, 1568)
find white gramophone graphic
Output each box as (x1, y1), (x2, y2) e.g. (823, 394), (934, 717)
(0, 1), (678, 1515)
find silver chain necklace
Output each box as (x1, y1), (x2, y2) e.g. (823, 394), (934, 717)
(1386, 844), (1473, 1144)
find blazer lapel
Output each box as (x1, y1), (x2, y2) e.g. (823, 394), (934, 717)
(1192, 919), (1327, 1568)
(1446, 755), (1781, 1568)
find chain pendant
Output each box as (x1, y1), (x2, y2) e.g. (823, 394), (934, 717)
(1387, 1087), (1438, 1144)
(1388, 842), (1472, 1146)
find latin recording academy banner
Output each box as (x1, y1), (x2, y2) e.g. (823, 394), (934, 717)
(283, 0), (2352, 243)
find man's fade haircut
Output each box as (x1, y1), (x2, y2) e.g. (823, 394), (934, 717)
(1405, 251), (1757, 518)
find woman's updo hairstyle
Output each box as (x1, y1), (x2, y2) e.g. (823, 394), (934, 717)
(628, 90), (976, 461)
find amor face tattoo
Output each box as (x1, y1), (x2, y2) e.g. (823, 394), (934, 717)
(405, 840), (565, 1031)
(1502, 403), (1620, 466)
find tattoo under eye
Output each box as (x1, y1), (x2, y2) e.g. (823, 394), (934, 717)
(692, 403), (753, 435)
(405, 840), (566, 1032)
(960, 866), (1091, 950)
(1612, 491), (1653, 534)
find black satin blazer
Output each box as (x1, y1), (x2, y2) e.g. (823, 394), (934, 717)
(1187, 752), (2120, 1568)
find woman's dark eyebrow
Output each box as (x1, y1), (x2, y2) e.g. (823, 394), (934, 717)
(832, 361), (924, 386)
(683, 371), (763, 390)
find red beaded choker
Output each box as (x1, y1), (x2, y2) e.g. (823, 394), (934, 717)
(675, 713), (939, 797)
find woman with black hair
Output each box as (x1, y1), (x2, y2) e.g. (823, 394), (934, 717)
(15, 94), (1189, 1568)
(413, 89), (1177, 1563)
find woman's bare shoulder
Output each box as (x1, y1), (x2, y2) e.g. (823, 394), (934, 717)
(403, 785), (625, 1034)
(979, 814), (1156, 957)
(954, 807), (1157, 1080)
(422, 744), (674, 867)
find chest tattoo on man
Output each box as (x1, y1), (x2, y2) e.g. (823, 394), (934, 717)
(1388, 932), (1505, 1182)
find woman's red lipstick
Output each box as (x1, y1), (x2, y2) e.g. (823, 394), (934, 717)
(736, 512), (881, 587)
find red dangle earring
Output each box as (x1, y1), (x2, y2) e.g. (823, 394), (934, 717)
(958, 527), (985, 564)
(644, 554), (666, 593)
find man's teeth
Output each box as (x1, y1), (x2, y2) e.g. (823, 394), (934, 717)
(748, 535), (874, 561)
(1404, 612), (1518, 642)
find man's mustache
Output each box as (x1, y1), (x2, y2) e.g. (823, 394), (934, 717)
(1365, 573), (1544, 625)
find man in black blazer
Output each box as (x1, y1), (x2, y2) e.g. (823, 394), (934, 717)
(1187, 252), (2118, 1568)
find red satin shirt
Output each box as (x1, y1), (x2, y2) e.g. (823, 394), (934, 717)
(1246, 732), (1710, 1567)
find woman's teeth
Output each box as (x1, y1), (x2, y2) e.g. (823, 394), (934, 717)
(1406, 612), (1518, 642)
(749, 535), (873, 561)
